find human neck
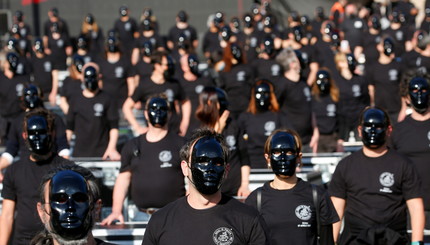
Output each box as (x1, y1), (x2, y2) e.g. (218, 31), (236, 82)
(411, 110), (430, 121)
(362, 145), (388, 158)
(146, 127), (168, 142)
(378, 54), (392, 64)
(271, 174), (298, 190)
(187, 188), (222, 210)
(83, 89), (97, 98)
(151, 72), (165, 84)
(284, 71), (300, 82)
(340, 69), (353, 80)
(177, 22), (188, 29)
(53, 233), (96, 245)
(107, 52), (120, 63)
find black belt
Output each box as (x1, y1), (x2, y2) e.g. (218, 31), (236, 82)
(138, 207), (159, 215)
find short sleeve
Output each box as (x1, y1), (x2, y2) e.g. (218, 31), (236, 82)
(1, 166), (17, 201)
(328, 160), (348, 199)
(317, 187), (340, 225)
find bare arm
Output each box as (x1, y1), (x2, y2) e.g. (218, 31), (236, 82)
(310, 113), (320, 153)
(368, 84), (375, 107)
(59, 96), (69, 115)
(49, 69), (59, 106)
(237, 165), (251, 197)
(66, 129), (73, 143)
(122, 97), (147, 135)
(306, 62), (319, 86)
(100, 171), (132, 225)
(0, 199), (16, 245)
(330, 196), (346, 243)
(407, 197), (425, 242)
(131, 48), (140, 66)
(179, 99), (191, 137)
(102, 128), (121, 161)
(127, 77), (136, 97)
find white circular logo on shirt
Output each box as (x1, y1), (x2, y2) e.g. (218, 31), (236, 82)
(125, 22), (131, 31)
(271, 64), (280, 76)
(303, 87), (311, 101)
(427, 131), (430, 141)
(388, 69), (398, 81)
(396, 31), (403, 41)
(16, 83), (24, 96)
(159, 150), (172, 162)
(165, 89), (174, 102)
(237, 71), (246, 82)
(44, 61), (52, 72)
(326, 104), (336, 117)
(195, 85), (204, 94)
(226, 135), (236, 148)
(115, 66), (124, 78)
(57, 39), (64, 48)
(354, 20), (363, 29)
(213, 227), (234, 245)
(264, 121), (276, 136)
(93, 103), (104, 116)
(352, 84), (361, 97)
(295, 205), (312, 221)
(379, 172), (394, 187)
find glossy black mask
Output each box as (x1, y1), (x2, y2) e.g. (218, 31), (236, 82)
(255, 82), (271, 112)
(6, 52), (18, 74)
(221, 26), (232, 41)
(361, 108), (388, 149)
(26, 115), (51, 155)
(107, 37), (119, 53)
(231, 44), (242, 62)
(163, 56), (175, 80)
(147, 97), (169, 127)
(73, 55), (85, 73)
(190, 137), (226, 195)
(50, 170), (92, 241)
(142, 41), (153, 57)
(316, 70), (331, 95)
(346, 53), (357, 73)
(83, 66), (98, 92)
(24, 85), (43, 109)
(188, 54), (200, 76)
(409, 77), (430, 114)
(263, 38), (275, 56)
(383, 38), (394, 56)
(293, 26), (303, 43)
(34, 38), (44, 53)
(270, 132), (298, 177)
(215, 88), (229, 115)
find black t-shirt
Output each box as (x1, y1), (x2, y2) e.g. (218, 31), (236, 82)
(335, 74), (369, 119)
(297, 44), (318, 82)
(113, 18), (138, 54)
(66, 91), (119, 157)
(202, 30), (222, 54)
(237, 29), (263, 63)
(237, 111), (283, 169)
(219, 64), (255, 115)
(400, 49), (422, 72)
(362, 31), (381, 66)
(120, 132), (185, 209)
(5, 111), (69, 159)
(98, 57), (135, 106)
(313, 39), (337, 74)
(47, 34), (71, 70)
(383, 26), (411, 57)
(142, 194), (269, 245)
(134, 33), (165, 50)
(134, 59), (153, 79)
(312, 94), (338, 135)
(246, 179), (339, 245)
(391, 116), (430, 210)
(329, 149), (421, 231)
(60, 76), (83, 101)
(2, 154), (74, 245)
(168, 25), (198, 49)
(251, 58), (282, 81)
(30, 55), (54, 94)
(339, 17), (365, 50)
(277, 77), (313, 144)
(44, 19), (69, 37)
(0, 73), (27, 118)
(365, 59), (402, 114)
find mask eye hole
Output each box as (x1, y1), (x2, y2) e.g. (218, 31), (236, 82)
(51, 193), (69, 204)
(72, 193), (88, 203)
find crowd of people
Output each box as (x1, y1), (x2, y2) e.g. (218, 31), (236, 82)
(0, 0), (430, 244)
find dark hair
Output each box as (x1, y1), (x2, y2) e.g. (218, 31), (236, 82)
(311, 67), (340, 103)
(264, 128), (302, 155)
(23, 107), (55, 135)
(179, 127), (229, 163)
(150, 50), (168, 65)
(145, 93), (171, 112)
(358, 106), (391, 127)
(247, 79), (279, 114)
(399, 69), (430, 97)
(195, 87), (220, 128)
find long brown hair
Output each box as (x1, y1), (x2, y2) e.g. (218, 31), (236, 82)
(311, 67), (340, 103)
(195, 87), (220, 128)
(247, 79), (280, 114)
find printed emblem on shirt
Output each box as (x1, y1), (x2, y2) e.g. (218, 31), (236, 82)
(16, 83), (24, 97)
(159, 150), (173, 168)
(326, 104), (336, 117)
(115, 66), (124, 78)
(44, 61), (52, 72)
(264, 121), (276, 136)
(184, 30), (191, 38)
(19, 40), (27, 50)
(395, 31), (403, 41)
(225, 135), (237, 151)
(271, 64), (280, 76)
(93, 103), (104, 116)
(57, 39), (64, 48)
(124, 22), (131, 31)
(301, 52), (309, 64)
(237, 71), (246, 82)
(416, 57), (422, 67)
(388, 69), (398, 81)
(295, 205), (312, 227)
(212, 227), (234, 245)
(91, 31), (98, 39)
(352, 84), (361, 97)
(84, 56), (91, 64)
(379, 172), (394, 193)
(195, 85), (204, 94)
(165, 89), (174, 102)
(250, 37), (257, 47)
(354, 20), (363, 29)
(16, 63), (24, 75)
(427, 131), (430, 147)
(303, 87), (311, 102)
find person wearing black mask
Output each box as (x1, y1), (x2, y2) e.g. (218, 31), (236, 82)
(0, 108), (74, 245)
(58, 55), (85, 115)
(134, 40), (154, 81)
(246, 129), (339, 245)
(0, 84), (70, 182)
(80, 13), (105, 60)
(44, 22), (72, 71)
(361, 14), (383, 66)
(102, 95), (185, 224)
(237, 12), (262, 63)
(202, 12), (225, 59)
(311, 69), (340, 152)
(34, 165), (116, 245)
(238, 80), (284, 168)
(330, 107), (424, 245)
(66, 63), (120, 160)
(167, 10), (198, 52)
(142, 128), (269, 244)
(366, 37), (402, 123)
(113, 5), (139, 58)
(123, 51), (191, 136)
(391, 75), (430, 230)
(131, 18), (164, 65)
(251, 37), (282, 81)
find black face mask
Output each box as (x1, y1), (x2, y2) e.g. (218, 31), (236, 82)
(119, 7), (128, 17)
(243, 15), (253, 28)
(293, 26), (303, 43)
(215, 88), (229, 115)
(24, 85), (43, 109)
(26, 115), (51, 155)
(163, 56), (175, 80)
(221, 26), (232, 41)
(142, 41), (153, 57)
(107, 37), (119, 53)
(383, 38), (394, 56)
(85, 14), (94, 25)
(83, 66), (99, 92)
(76, 36), (88, 50)
(263, 38), (275, 56)
(6, 52), (19, 74)
(409, 77), (430, 114)
(255, 82), (271, 112)
(361, 108), (388, 149)
(50, 170), (92, 241)
(147, 97), (169, 127)
(270, 132), (298, 177)
(231, 44), (242, 63)
(73, 55), (85, 74)
(34, 38), (44, 53)
(316, 70), (331, 95)
(371, 16), (381, 30)
(346, 53), (356, 73)
(189, 137), (226, 195)
(188, 54), (199, 76)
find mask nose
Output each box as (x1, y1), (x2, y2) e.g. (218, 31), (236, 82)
(66, 198), (76, 212)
